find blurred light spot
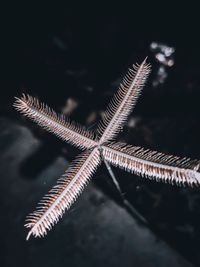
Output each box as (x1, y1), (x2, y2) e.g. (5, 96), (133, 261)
(136, 185), (141, 191)
(53, 36), (68, 51)
(83, 86), (94, 93)
(62, 98), (78, 115)
(127, 117), (140, 128)
(150, 42), (175, 87)
(86, 111), (97, 125)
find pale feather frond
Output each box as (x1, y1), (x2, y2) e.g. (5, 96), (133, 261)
(97, 58), (151, 143)
(102, 142), (200, 186)
(25, 147), (101, 240)
(13, 94), (97, 150)
(13, 57), (200, 240)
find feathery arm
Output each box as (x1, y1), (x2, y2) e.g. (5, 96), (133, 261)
(102, 142), (200, 186)
(97, 59), (151, 143)
(13, 94), (97, 150)
(25, 147), (101, 240)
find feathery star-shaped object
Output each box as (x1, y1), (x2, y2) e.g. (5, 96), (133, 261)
(14, 58), (200, 240)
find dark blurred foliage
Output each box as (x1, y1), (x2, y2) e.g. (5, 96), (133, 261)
(1, 2), (200, 266)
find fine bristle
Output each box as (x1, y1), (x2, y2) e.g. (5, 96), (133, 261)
(102, 142), (200, 186)
(97, 59), (151, 143)
(25, 148), (101, 240)
(13, 94), (97, 150)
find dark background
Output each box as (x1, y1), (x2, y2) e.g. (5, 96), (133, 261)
(2, 2), (200, 267)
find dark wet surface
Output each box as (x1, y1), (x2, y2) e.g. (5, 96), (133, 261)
(2, 2), (200, 267)
(1, 119), (193, 267)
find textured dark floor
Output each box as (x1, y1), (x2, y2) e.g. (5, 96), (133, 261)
(2, 3), (200, 266)
(0, 118), (194, 267)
